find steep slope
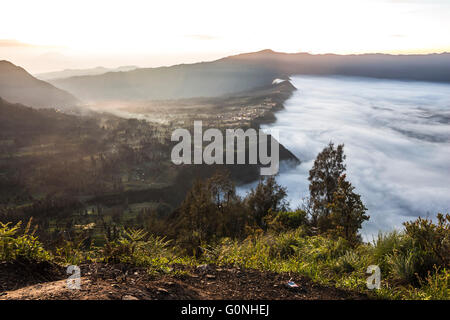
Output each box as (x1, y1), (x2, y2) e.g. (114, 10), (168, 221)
(0, 97), (97, 141)
(50, 59), (283, 102)
(0, 60), (79, 109)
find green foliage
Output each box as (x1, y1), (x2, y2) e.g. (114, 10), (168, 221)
(403, 213), (449, 273)
(386, 249), (418, 284)
(371, 231), (412, 273)
(308, 142), (346, 232)
(328, 175), (369, 244)
(0, 218), (51, 262)
(245, 176), (289, 230)
(265, 210), (308, 232)
(335, 250), (362, 273)
(202, 213), (448, 300)
(102, 228), (172, 274)
(268, 229), (305, 258)
(54, 237), (92, 265)
(412, 267), (449, 300)
(173, 171), (248, 256)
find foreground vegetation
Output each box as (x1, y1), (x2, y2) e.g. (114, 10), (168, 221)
(1, 143), (447, 300)
(1, 213), (448, 300)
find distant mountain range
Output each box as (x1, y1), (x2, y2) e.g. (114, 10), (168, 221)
(48, 50), (450, 102)
(0, 60), (78, 109)
(228, 50), (450, 82)
(49, 59), (281, 101)
(2, 50), (450, 107)
(35, 65), (138, 81)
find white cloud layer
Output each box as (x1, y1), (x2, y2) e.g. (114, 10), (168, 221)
(240, 75), (450, 240)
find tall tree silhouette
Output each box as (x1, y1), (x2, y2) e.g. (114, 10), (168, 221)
(308, 142), (346, 232)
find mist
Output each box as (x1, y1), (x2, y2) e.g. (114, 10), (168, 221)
(240, 75), (450, 240)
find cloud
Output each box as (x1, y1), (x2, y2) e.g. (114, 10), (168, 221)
(240, 75), (450, 241)
(0, 39), (64, 48)
(0, 39), (33, 47)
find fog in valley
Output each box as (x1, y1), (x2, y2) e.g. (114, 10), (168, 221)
(240, 75), (450, 240)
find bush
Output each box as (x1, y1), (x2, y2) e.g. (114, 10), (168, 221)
(102, 228), (172, 273)
(265, 210), (308, 232)
(372, 231), (413, 274)
(55, 238), (92, 265)
(336, 250), (361, 273)
(407, 267), (449, 300)
(268, 230), (303, 258)
(387, 249), (418, 284)
(0, 219), (51, 262)
(403, 213), (449, 273)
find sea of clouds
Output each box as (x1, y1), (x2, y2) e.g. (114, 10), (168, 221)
(239, 75), (450, 241)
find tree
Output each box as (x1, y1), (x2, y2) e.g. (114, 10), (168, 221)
(176, 179), (216, 255)
(245, 176), (289, 230)
(174, 171), (246, 255)
(328, 174), (369, 243)
(308, 142), (346, 231)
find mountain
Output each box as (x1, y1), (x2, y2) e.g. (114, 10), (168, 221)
(227, 49), (450, 82)
(49, 59), (283, 102)
(35, 65), (138, 81)
(0, 60), (79, 109)
(48, 50), (450, 102)
(0, 97), (92, 143)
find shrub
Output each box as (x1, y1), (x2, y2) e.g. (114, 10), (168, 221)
(407, 267), (449, 300)
(387, 249), (418, 284)
(0, 219), (51, 262)
(268, 231), (303, 258)
(336, 250), (361, 273)
(102, 228), (172, 273)
(55, 237), (92, 265)
(245, 176), (289, 230)
(403, 213), (449, 272)
(265, 210), (308, 232)
(372, 231), (412, 274)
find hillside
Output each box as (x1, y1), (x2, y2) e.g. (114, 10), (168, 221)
(50, 59), (282, 102)
(0, 97), (96, 138)
(0, 60), (79, 109)
(35, 65), (138, 81)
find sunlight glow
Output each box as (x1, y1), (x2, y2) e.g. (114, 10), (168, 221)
(1, 0), (450, 72)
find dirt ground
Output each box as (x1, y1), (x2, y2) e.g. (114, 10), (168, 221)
(0, 262), (369, 300)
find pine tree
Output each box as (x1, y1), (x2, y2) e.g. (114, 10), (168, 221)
(245, 176), (288, 230)
(328, 174), (369, 243)
(308, 142), (346, 232)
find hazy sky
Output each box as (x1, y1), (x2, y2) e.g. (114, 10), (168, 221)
(1, 0), (450, 73)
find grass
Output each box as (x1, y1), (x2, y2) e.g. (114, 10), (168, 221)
(200, 229), (449, 300)
(1, 218), (448, 300)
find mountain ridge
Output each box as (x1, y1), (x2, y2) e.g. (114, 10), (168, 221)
(47, 50), (450, 102)
(35, 65), (138, 81)
(0, 60), (79, 109)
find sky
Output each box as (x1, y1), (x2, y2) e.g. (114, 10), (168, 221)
(1, 0), (450, 73)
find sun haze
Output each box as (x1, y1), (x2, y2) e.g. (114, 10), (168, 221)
(1, 0), (450, 72)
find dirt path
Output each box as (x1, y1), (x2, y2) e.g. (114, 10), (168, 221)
(0, 263), (368, 300)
